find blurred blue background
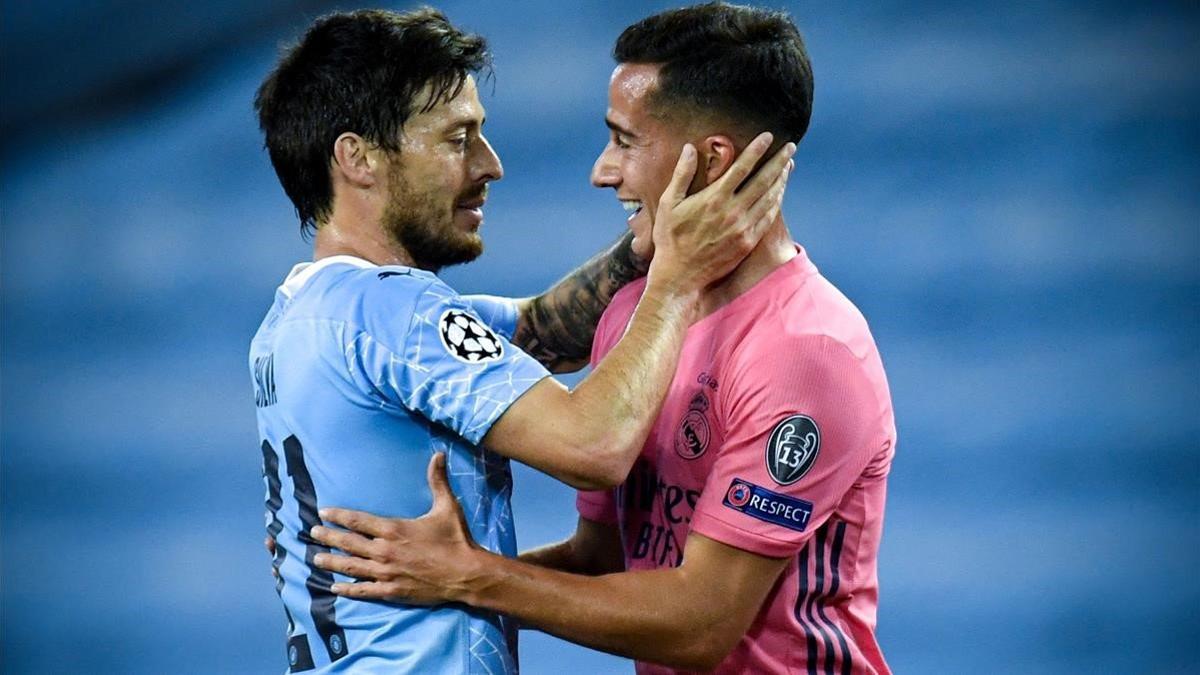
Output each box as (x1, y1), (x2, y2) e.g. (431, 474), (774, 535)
(2, 1), (1197, 672)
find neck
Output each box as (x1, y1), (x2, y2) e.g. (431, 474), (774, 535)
(312, 211), (418, 268)
(697, 216), (795, 318)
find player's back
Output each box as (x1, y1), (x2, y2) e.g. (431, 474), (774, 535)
(250, 256), (522, 674)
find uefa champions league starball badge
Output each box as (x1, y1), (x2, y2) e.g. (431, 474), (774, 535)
(439, 309), (504, 363)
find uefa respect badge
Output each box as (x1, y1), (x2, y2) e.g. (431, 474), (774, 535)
(722, 478), (813, 532)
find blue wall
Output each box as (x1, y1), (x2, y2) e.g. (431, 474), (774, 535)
(2, 1), (1197, 672)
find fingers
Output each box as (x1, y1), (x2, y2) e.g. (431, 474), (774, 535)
(319, 507), (395, 539)
(313, 551), (387, 581)
(329, 580), (405, 601)
(738, 161), (791, 238)
(730, 141), (795, 207)
(311, 524), (380, 558)
(712, 132), (774, 192)
(658, 144), (698, 207)
(425, 453), (456, 514)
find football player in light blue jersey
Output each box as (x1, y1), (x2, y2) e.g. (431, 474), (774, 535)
(250, 8), (793, 673)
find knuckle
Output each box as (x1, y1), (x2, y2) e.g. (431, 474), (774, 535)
(377, 546), (397, 564)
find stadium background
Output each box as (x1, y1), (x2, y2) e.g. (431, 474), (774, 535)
(2, 1), (1197, 672)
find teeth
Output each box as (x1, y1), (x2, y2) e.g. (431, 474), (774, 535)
(620, 200), (643, 213)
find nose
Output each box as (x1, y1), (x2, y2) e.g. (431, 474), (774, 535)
(473, 133), (504, 182)
(590, 142), (620, 189)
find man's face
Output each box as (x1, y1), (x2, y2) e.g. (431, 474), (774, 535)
(384, 75), (503, 270)
(590, 64), (693, 259)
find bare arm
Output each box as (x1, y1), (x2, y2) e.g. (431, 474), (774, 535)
(510, 232), (647, 374)
(312, 456), (787, 671)
(518, 516), (625, 575)
(460, 534), (786, 670)
(483, 136), (796, 489)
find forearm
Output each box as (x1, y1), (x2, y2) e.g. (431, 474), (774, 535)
(520, 516), (624, 575)
(518, 540), (583, 573)
(520, 537), (623, 576)
(511, 232), (646, 373)
(560, 275), (697, 482)
(484, 270), (697, 489)
(461, 550), (718, 669)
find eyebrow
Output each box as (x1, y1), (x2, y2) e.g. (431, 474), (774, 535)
(444, 114), (485, 133)
(605, 117), (636, 138)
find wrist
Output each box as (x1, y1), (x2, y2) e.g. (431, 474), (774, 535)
(456, 546), (504, 607)
(644, 261), (701, 306)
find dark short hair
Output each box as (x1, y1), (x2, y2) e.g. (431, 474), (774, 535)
(614, 2), (813, 145)
(255, 8), (490, 235)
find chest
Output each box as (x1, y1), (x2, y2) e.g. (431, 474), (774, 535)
(643, 336), (733, 478)
(611, 344), (731, 540)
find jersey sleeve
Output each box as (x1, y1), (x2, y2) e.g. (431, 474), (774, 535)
(461, 294), (521, 340)
(348, 279), (551, 445)
(690, 335), (885, 558)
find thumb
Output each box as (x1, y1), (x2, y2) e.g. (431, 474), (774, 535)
(658, 143), (697, 208)
(426, 452), (456, 512)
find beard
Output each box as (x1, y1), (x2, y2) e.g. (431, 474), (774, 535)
(383, 175), (484, 271)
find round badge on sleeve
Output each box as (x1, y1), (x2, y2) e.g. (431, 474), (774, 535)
(765, 414), (820, 485)
(726, 481), (752, 507)
(439, 309), (504, 363)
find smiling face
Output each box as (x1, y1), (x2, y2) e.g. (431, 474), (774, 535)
(383, 75), (503, 270)
(590, 64), (695, 260)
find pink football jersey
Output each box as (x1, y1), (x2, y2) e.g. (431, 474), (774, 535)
(578, 246), (895, 674)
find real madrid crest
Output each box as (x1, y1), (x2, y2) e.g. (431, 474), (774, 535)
(674, 391), (712, 460)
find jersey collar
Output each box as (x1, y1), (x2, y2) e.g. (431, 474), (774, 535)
(279, 255), (376, 298)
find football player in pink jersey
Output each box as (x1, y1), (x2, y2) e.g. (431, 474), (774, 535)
(311, 3), (896, 673)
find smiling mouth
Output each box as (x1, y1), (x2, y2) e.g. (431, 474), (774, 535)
(457, 184), (489, 211)
(620, 199), (643, 220)
(455, 194), (486, 229)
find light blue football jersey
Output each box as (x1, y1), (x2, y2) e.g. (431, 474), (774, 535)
(249, 255), (549, 674)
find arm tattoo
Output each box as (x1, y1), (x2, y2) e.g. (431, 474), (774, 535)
(512, 232), (649, 372)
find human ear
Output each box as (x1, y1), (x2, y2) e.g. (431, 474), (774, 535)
(699, 135), (737, 186)
(331, 132), (378, 188)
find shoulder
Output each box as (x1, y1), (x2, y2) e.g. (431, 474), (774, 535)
(727, 331), (861, 396)
(287, 263), (435, 315)
(354, 265), (442, 304)
(795, 273), (879, 359)
(738, 269), (879, 367)
(299, 264), (474, 352)
(725, 274), (889, 407)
